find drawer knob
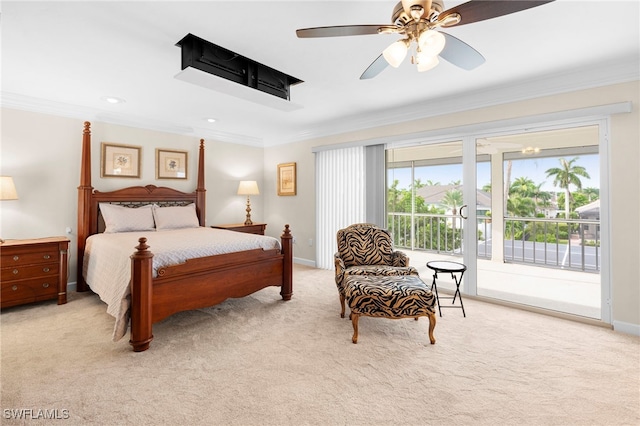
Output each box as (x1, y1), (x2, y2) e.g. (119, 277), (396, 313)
(12, 285), (18, 291)
(42, 267), (50, 273)
(13, 255), (19, 261)
(12, 269), (19, 275)
(42, 283), (50, 288)
(43, 254), (51, 260)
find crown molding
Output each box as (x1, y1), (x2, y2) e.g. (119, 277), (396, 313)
(268, 58), (640, 146)
(0, 92), (262, 146)
(3, 57), (638, 149)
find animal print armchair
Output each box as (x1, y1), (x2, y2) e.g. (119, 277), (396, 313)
(334, 223), (418, 318)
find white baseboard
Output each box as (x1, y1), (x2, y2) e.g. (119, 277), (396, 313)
(67, 281), (77, 292)
(612, 320), (640, 336)
(294, 257), (316, 268)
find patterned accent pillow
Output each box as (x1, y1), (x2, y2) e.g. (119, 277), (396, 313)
(153, 203), (200, 231)
(99, 203), (155, 233)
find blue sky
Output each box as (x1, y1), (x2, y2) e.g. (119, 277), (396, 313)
(388, 154), (600, 193)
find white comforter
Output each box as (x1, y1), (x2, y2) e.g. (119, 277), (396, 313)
(83, 227), (281, 341)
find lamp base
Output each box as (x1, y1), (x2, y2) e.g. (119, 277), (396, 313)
(244, 196), (253, 226)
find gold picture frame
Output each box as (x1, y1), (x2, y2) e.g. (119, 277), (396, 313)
(101, 142), (141, 178)
(277, 162), (296, 196)
(156, 149), (188, 180)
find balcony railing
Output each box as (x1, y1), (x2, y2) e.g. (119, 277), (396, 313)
(387, 212), (600, 272)
(504, 217), (600, 272)
(388, 212), (463, 254)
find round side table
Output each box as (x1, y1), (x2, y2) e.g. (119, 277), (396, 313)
(426, 260), (467, 317)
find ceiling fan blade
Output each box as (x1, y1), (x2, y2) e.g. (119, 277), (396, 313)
(360, 54), (389, 80)
(438, 0), (555, 27)
(296, 25), (391, 38)
(439, 32), (485, 70)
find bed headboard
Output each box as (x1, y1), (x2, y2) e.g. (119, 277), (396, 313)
(76, 121), (206, 291)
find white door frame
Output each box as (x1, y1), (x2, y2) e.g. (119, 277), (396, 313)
(388, 116), (612, 323)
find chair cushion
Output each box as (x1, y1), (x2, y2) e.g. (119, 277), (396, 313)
(337, 265), (418, 294)
(344, 275), (436, 318)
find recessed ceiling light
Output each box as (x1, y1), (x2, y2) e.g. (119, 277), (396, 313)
(206, 118), (217, 123)
(101, 96), (126, 104)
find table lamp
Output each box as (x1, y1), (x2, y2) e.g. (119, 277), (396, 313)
(237, 180), (259, 225)
(0, 176), (19, 243)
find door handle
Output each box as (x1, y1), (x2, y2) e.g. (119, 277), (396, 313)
(459, 205), (468, 220)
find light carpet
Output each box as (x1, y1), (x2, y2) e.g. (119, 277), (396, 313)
(1, 265), (639, 425)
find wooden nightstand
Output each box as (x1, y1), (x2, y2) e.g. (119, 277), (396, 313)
(1, 237), (70, 309)
(211, 223), (267, 235)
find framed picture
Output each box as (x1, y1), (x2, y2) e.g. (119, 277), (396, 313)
(101, 142), (141, 178)
(277, 162), (296, 196)
(156, 149), (188, 180)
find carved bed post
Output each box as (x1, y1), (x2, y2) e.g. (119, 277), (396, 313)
(280, 224), (293, 301)
(130, 238), (154, 352)
(196, 139), (206, 226)
(77, 121), (93, 292)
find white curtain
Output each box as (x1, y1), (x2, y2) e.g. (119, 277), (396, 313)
(315, 146), (365, 270)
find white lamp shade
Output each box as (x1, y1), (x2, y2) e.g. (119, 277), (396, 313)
(383, 40), (408, 68)
(0, 176), (18, 200)
(416, 54), (439, 72)
(418, 30), (445, 57)
(237, 180), (259, 196)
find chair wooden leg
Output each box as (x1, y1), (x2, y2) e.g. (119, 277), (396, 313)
(427, 312), (436, 344)
(351, 313), (359, 344)
(340, 294), (346, 318)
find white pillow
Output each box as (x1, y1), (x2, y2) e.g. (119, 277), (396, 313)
(99, 203), (155, 233)
(153, 203), (200, 231)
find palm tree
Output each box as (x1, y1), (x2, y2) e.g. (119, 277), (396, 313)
(581, 187), (600, 202)
(504, 160), (512, 212)
(532, 183), (552, 215)
(506, 195), (536, 217)
(510, 177), (537, 198)
(545, 157), (590, 219)
(441, 189), (463, 215)
(412, 178), (426, 189)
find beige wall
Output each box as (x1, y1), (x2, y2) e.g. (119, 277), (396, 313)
(0, 109), (265, 283)
(264, 81), (640, 332)
(2, 80), (638, 331)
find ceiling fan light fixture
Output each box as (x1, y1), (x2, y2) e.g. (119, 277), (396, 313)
(416, 54), (439, 72)
(418, 30), (445, 56)
(383, 39), (409, 68)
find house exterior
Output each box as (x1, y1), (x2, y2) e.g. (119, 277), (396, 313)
(576, 199), (601, 240)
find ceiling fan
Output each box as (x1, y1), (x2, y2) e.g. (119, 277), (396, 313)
(296, 0), (555, 79)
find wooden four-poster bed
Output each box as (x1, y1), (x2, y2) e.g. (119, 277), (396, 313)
(76, 122), (293, 352)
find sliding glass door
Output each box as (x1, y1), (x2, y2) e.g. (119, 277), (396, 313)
(387, 122), (608, 321)
(475, 126), (603, 319)
(387, 140), (467, 293)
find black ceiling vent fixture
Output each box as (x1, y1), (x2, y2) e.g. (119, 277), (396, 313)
(175, 34), (303, 111)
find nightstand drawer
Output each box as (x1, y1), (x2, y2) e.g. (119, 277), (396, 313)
(0, 236), (69, 308)
(1, 278), (58, 307)
(1, 263), (59, 281)
(1, 248), (59, 266)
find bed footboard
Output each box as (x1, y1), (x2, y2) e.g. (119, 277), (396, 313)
(129, 225), (293, 352)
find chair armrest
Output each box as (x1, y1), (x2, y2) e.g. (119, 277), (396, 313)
(392, 250), (410, 267)
(334, 253), (346, 290)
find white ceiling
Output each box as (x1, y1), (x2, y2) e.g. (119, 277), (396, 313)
(2, 0), (639, 147)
